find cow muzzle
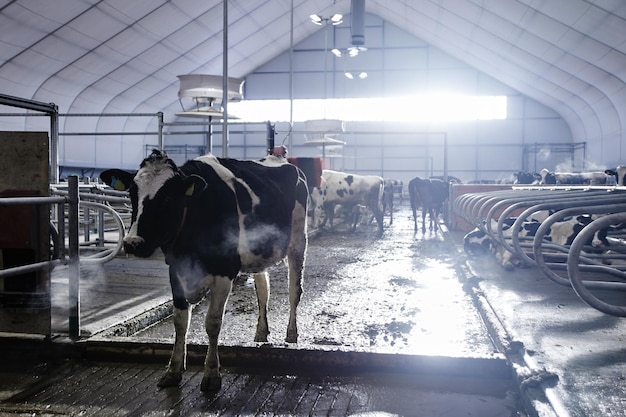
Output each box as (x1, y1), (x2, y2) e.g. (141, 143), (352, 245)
(123, 235), (146, 255)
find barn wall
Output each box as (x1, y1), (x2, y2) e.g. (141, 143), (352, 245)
(237, 13), (576, 185)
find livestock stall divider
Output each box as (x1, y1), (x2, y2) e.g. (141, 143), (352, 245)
(453, 185), (626, 317)
(0, 177), (128, 339)
(0, 176), (78, 339)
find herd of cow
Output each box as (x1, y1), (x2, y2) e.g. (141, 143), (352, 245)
(514, 166), (626, 185)
(308, 170), (448, 236)
(463, 212), (612, 271)
(462, 165), (626, 270)
(99, 150), (626, 392)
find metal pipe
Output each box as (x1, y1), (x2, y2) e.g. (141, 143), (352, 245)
(568, 212), (626, 316)
(60, 131), (160, 136)
(0, 259), (65, 279)
(50, 103), (59, 184)
(289, 0), (294, 145)
(222, 0), (229, 157)
(0, 93), (57, 114)
(0, 196), (65, 205)
(79, 200), (126, 264)
(157, 112), (164, 150)
(59, 112), (158, 117)
(51, 188), (129, 204)
(57, 201), (66, 257)
(67, 176), (81, 339)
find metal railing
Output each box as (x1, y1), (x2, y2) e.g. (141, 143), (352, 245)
(0, 177), (130, 339)
(50, 183), (129, 264)
(454, 185), (626, 317)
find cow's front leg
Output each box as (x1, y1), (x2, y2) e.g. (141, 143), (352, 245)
(158, 265), (191, 388)
(201, 275), (232, 392)
(158, 306), (191, 388)
(253, 271), (270, 342)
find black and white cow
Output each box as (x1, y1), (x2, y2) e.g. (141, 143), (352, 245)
(100, 150), (308, 392)
(464, 214), (609, 270)
(381, 179), (402, 225)
(540, 168), (610, 185)
(605, 166), (626, 186)
(463, 218), (540, 270)
(311, 170), (384, 235)
(513, 171), (541, 185)
(408, 176), (449, 233)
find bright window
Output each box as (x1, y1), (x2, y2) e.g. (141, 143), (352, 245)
(228, 95), (507, 123)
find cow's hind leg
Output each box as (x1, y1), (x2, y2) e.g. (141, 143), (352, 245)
(286, 205), (307, 343)
(372, 205), (384, 236)
(253, 271), (270, 342)
(286, 252), (304, 343)
(201, 276), (233, 392)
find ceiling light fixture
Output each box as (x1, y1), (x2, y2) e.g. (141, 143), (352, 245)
(331, 13), (343, 24)
(344, 71), (368, 79)
(348, 45), (367, 56)
(309, 13), (343, 25)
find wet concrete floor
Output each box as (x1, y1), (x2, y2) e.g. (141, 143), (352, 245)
(0, 205), (524, 416)
(4, 204), (626, 415)
(451, 228), (626, 417)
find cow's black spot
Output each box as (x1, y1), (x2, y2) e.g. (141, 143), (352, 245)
(345, 175), (354, 186)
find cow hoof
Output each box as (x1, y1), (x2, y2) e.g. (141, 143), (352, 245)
(285, 333), (298, 344)
(201, 375), (222, 392)
(157, 372), (182, 388)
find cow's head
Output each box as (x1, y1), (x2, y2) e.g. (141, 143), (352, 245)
(605, 166), (626, 186)
(100, 150), (206, 257)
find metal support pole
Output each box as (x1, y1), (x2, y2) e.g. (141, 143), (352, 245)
(157, 112), (164, 150)
(68, 175), (80, 339)
(50, 103), (59, 184)
(207, 116), (213, 154)
(222, 0), (229, 157)
(266, 121), (275, 155)
(289, 0), (294, 150)
(98, 206), (105, 247)
(57, 201), (65, 256)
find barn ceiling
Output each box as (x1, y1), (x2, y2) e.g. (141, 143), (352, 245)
(1, 0), (625, 153)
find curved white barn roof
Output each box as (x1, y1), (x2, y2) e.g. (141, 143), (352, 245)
(1, 0), (624, 159)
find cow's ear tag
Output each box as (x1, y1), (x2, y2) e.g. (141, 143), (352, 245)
(185, 183), (195, 197)
(112, 177), (127, 191)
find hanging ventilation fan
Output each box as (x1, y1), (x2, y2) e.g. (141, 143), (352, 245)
(175, 74), (244, 118)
